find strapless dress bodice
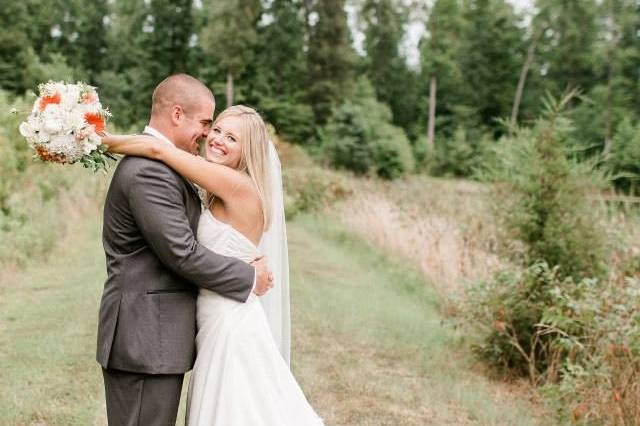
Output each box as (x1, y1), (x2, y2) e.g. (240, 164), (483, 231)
(197, 209), (259, 264)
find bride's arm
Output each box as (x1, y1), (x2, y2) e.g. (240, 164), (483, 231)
(102, 134), (256, 203)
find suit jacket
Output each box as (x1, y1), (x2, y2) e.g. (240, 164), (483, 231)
(96, 155), (254, 374)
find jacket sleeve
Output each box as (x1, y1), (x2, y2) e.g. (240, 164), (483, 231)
(126, 160), (254, 302)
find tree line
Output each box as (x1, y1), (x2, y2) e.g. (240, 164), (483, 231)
(1, 0), (639, 185)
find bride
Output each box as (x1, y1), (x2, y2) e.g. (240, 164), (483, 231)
(102, 105), (322, 425)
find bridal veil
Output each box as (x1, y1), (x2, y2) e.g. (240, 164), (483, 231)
(258, 141), (291, 365)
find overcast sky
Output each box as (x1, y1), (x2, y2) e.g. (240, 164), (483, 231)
(348, 0), (535, 68)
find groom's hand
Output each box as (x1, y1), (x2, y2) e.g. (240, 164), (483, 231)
(251, 256), (274, 296)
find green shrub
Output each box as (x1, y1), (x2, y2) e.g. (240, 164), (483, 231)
(258, 97), (315, 145)
(0, 92), (31, 214)
(468, 262), (578, 381)
(320, 78), (414, 179)
(418, 127), (492, 178)
(95, 68), (152, 131)
(464, 92), (631, 423)
(468, 262), (640, 423)
(26, 53), (85, 87)
(479, 92), (609, 280)
(283, 166), (352, 219)
(540, 277), (640, 424)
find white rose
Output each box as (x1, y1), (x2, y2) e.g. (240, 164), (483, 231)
(88, 132), (102, 146)
(53, 82), (66, 95)
(48, 134), (69, 149)
(43, 119), (63, 134)
(37, 131), (50, 144)
(63, 85), (80, 109)
(82, 143), (94, 155)
(42, 103), (61, 117)
(63, 110), (85, 131)
(19, 121), (34, 138)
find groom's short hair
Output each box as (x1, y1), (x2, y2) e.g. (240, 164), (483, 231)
(151, 74), (214, 117)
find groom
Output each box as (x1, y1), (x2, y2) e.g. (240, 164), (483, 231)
(96, 74), (273, 425)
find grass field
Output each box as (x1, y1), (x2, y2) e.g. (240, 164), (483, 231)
(0, 212), (545, 425)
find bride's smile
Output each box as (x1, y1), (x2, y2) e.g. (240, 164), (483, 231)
(205, 117), (243, 169)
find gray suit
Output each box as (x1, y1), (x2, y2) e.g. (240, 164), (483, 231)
(97, 154), (254, 425)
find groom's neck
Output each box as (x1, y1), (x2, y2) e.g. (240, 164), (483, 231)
(147, 119), (175, 144)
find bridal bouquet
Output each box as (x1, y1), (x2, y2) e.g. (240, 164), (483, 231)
(18, 81), (115, 171)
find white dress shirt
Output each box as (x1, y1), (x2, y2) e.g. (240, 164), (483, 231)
(142, 126), (257, 296)
(143, 125), (174, 146)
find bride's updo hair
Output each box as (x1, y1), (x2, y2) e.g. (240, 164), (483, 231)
(209, 105), (272, 230)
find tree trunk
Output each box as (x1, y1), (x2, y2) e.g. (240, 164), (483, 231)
(510, 26), (544, 136)
(226, 72), (234, 107)
(603, 0), (618, 157)
(427, 75), (436, 150)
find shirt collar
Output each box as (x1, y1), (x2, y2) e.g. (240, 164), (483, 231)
(143, 125), (175, 147)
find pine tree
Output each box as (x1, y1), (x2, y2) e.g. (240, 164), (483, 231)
(246, 0), (314, 142)
(46, 0), (109, 79)
(72, 0), (109, 78)
(307, 0), (356, 125)
(95, 0), (153, 128)
(200, 0), (262, 107)
(257, 0), (307, 98)
(601, 0), (640, 152)
(459, 0), (524, 136)
(564, 0), (639, 153)
(361, 0), (419, 139)
(534, 0), (599, 94)
(420, 0), (467, 143)
(144, 0), (195, 81)
(0, 2), (33, 92)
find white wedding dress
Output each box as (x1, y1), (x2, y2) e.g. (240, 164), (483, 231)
(186, 209), (323, 426)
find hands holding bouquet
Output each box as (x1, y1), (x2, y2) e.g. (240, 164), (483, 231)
(19, 81), (116, 172)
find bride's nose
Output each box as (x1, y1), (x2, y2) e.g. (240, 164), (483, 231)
(209, 133), (223, 146)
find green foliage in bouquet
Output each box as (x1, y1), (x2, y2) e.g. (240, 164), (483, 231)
(319, 78), (414, 180)
(79, 144), (118, 174)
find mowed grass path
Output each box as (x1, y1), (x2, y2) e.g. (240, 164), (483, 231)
(0, 214), (543, 425)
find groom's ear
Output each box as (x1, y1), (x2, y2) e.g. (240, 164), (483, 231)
(170, 105), (184, 126)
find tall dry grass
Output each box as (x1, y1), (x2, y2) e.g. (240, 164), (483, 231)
(330, 176), (502, 297)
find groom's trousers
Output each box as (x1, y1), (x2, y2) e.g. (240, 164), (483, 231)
(102, 368), (184, 426)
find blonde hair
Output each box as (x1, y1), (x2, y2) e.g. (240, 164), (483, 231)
(208, 105), (272, 230)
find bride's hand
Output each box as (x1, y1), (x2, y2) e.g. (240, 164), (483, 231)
(101, 135), (129, 154)
(251, 256), (274, 296)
